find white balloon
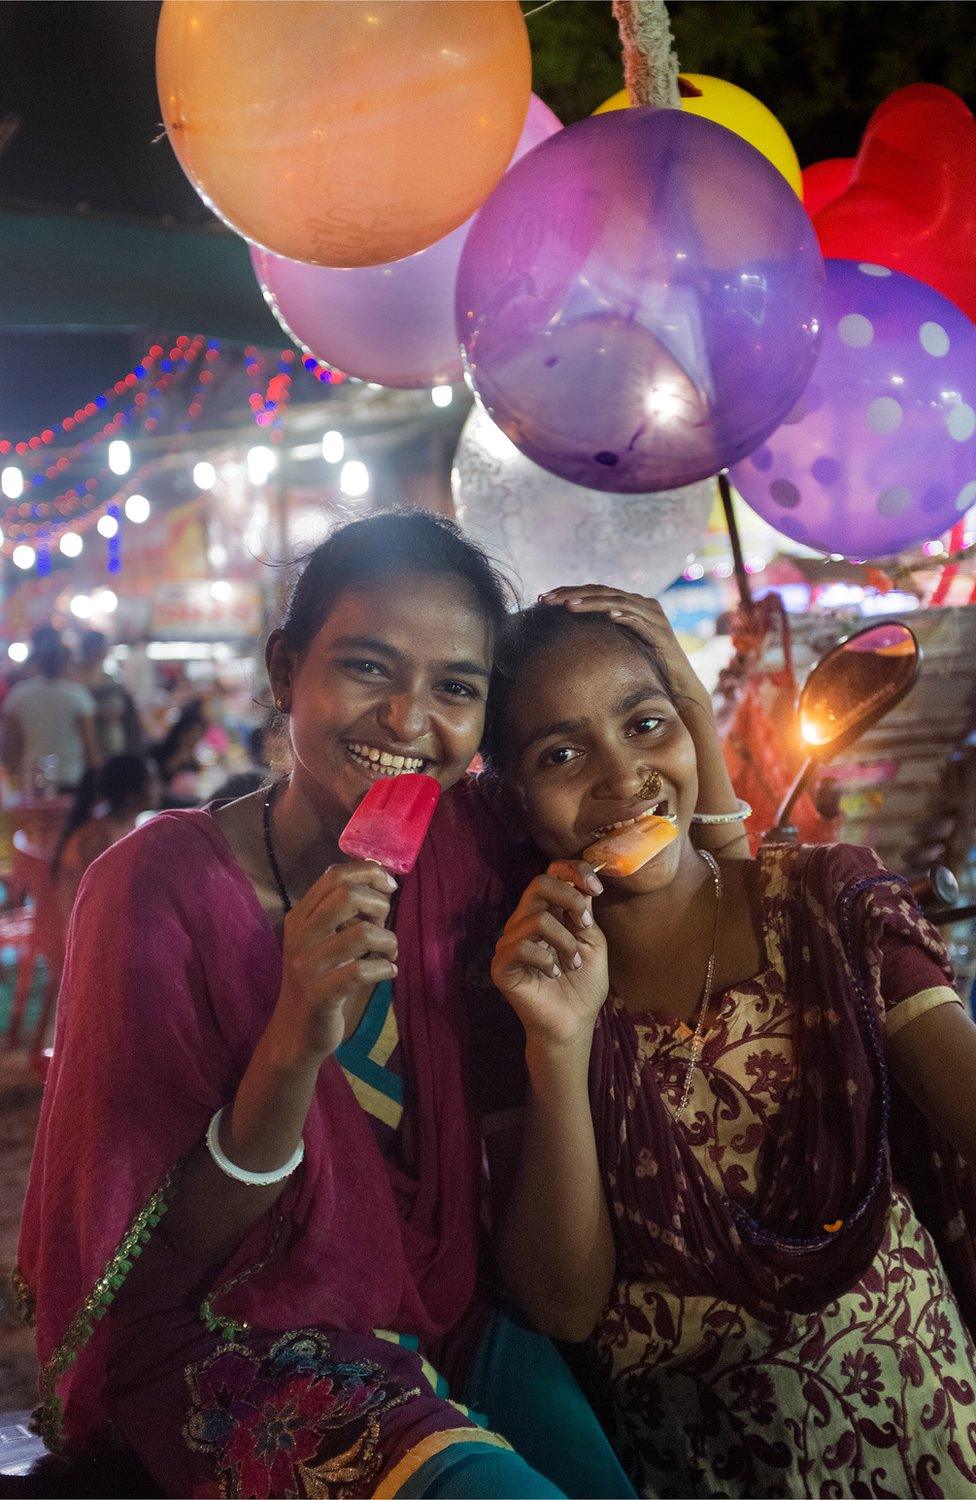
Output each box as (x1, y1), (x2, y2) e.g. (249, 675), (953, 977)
(451, 408), (716, 604)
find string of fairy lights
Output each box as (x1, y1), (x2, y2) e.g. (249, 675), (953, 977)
(0, 340), (341, 576)
(0, 342), (452, 599)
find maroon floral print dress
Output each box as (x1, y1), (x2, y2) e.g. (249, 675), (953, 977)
(591, 847), (976, 1498)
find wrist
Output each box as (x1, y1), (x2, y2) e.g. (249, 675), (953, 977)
(524, 1029), (594, 1085)
(255, 1017), (331, 1079)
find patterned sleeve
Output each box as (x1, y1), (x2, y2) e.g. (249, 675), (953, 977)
(827, 843), (963, 1040)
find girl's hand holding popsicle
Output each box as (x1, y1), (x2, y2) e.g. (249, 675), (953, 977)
(491, 861), (609, 1050)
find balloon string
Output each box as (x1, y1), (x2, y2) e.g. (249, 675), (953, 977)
(523, 0), (560, 16)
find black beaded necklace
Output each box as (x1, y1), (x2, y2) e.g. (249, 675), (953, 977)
(262, 779), (292, 915)
(262, 779), (400, 930)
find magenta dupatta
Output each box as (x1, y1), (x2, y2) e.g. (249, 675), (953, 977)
(18, 782), (510, 1449)
(589, 843), (976, 1323)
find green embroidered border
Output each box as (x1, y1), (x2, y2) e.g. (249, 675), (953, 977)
(200, 1205), (290, 1343)
(10, 1265), (35, 1326)
(32, 1167), (179, 1452)
(30, 1169), (290, 1450)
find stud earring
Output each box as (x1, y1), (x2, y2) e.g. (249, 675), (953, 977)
(638, 770), (663, 802)
(275, 698), (288, 713)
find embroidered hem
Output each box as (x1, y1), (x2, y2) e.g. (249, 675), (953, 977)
(31, 1166), (180, 1452)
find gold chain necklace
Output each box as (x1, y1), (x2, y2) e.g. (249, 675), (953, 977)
(670, 850), (722, 1122)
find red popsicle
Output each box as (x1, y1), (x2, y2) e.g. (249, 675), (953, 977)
(338, 772), (442, 874)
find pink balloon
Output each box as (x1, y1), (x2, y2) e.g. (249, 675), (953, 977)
(250, 95), (561, 389)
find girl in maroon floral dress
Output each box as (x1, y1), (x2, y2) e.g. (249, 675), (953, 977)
(483, 593), (976, 1499)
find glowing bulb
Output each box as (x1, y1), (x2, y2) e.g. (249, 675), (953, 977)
(247, 445), (276, 485)
(2, 466), (23, 500)
(108, 439), (131, 475)
(59, 531), (83, 557)
(340, 460), (370, 498)
(11, 544), (35, 570)
(210, 580), (232, 602)
(124, 493), (151, 524)
(7, 642), (28, 664)
(800, 713), (831, 747)
(431, 385), (453, 408)
(97, 513), (119, 539)
(70, 594), (93, 619)
(321, 430), (344, 465)
(94, 589), (118, 614)
(193, 461), (217, 491)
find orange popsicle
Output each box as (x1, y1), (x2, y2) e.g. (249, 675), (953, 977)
(583, 813), (678, 876)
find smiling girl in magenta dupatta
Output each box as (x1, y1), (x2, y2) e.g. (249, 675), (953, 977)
(17, 516), (635, 1500)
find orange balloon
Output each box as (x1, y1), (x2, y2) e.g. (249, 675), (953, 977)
(157, 0), (531, 268)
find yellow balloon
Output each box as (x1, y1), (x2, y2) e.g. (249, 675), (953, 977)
(592, 75), (802, 197)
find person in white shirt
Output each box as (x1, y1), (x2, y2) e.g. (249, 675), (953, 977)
(2, 627), (99, 791)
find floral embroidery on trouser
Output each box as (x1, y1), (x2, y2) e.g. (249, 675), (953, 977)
(183, 1329), (418, 1498)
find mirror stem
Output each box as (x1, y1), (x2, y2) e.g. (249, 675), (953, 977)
(768, 756), (815, 840)
(718, 470), (756, 620)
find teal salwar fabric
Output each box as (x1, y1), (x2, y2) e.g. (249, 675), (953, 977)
(394, 1442), (565, 1498)
(461, 1313), (636, 1500)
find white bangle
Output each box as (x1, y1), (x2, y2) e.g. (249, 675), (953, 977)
(205, 1107), (304, 1187)
(691, 798), (753, 826)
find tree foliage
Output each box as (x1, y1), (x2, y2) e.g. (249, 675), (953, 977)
(524, 2), (976, 162)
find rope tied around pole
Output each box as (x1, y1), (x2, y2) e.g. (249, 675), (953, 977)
(612, 0), (681, 110)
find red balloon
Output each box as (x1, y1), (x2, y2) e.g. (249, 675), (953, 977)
(812, 84), (976, 321)
(801, 157), (853, 216)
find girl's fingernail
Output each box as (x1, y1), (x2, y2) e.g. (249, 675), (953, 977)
(581, 907), (593, 927)
(586, 875), (604, 895)
(386, 874), (398, 891)
(573, 952), (583, 969)
(552, 964), (561, 978)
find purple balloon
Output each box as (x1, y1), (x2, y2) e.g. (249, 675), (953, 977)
(730, 260), (976, 559)
(249, 96), (561, 390)
(455, 107), (824, 493)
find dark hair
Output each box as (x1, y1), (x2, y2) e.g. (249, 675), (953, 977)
(30, 625), (65, 680)
(79, 629), (107, 662)
(53, 754), (153, 877)
(151, 699), (207, 775)
(279, 509), (512, 655)
(482, 604), (678, 773)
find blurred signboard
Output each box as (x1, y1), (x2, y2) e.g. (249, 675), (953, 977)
(151, 581), (263, 640)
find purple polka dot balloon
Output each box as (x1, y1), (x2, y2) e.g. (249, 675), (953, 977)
(730, 259), (976, 558)
(455, 107), (825, 493)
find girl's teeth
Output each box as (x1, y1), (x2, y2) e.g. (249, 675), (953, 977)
(591, 802), (673, 839)
(348, 743), (424, 776)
